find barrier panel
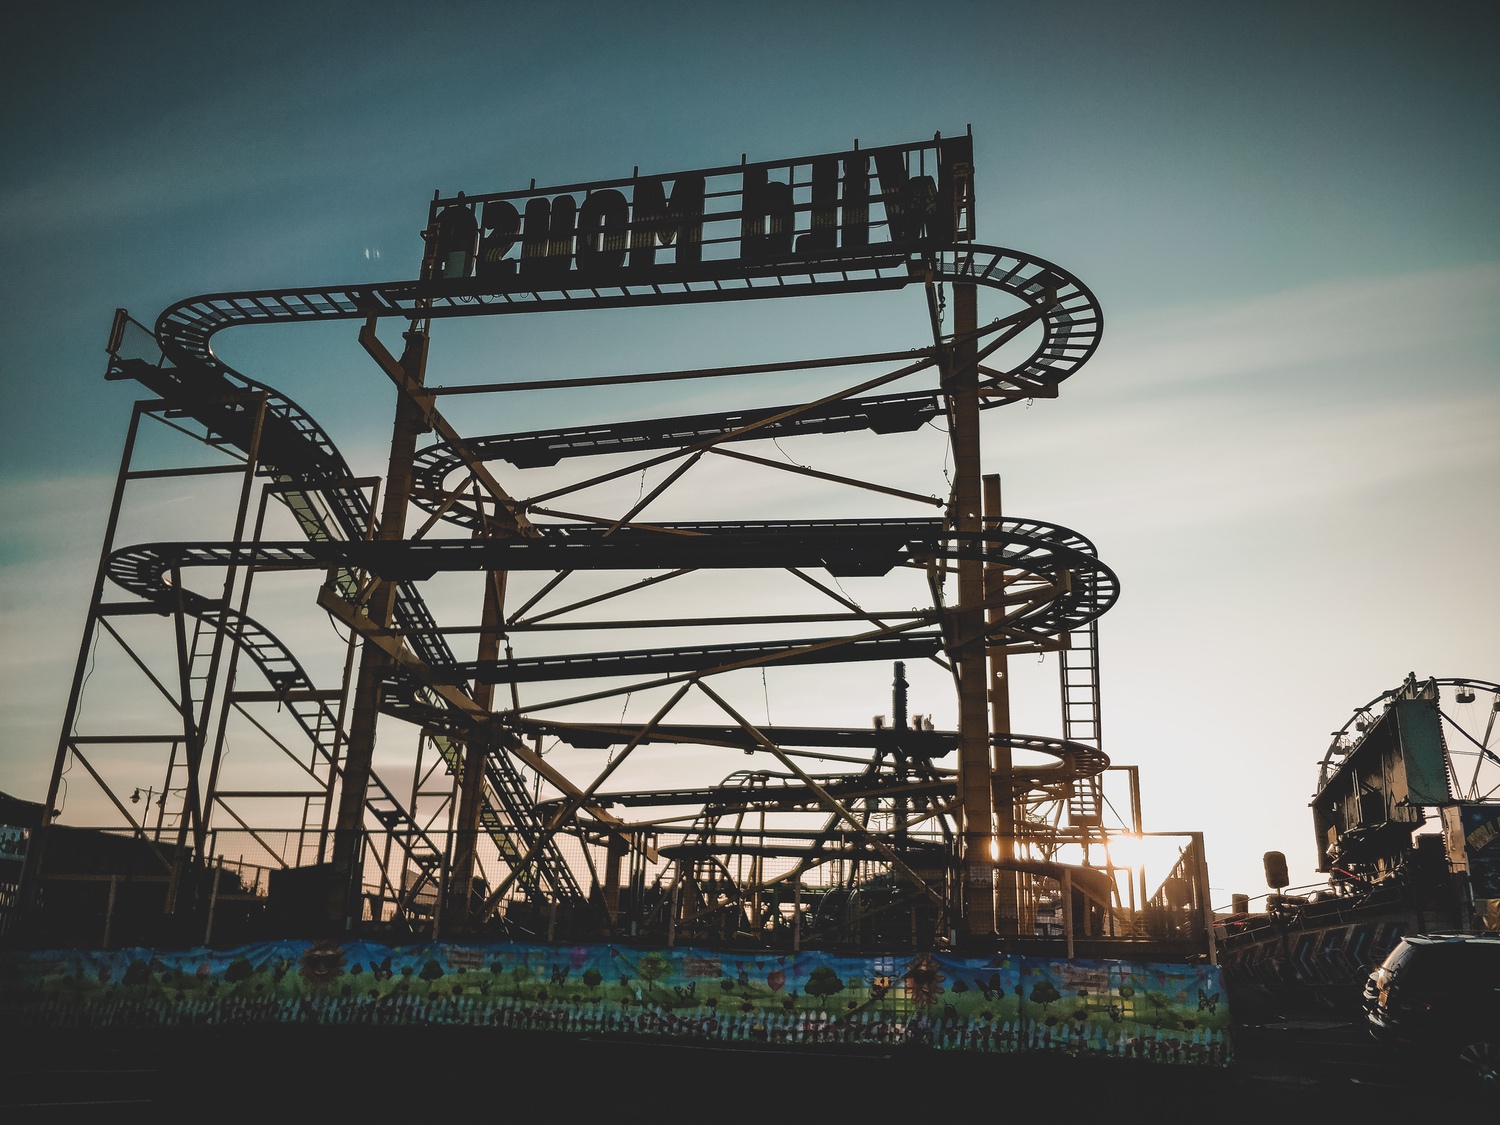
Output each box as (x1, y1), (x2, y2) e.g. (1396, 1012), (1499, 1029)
(0, 941), (1230, 1065)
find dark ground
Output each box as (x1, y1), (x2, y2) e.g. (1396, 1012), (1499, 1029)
(0, 1018), (1474, 1119)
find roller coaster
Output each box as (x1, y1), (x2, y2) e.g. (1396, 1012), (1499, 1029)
(18, 134), (1215, 956)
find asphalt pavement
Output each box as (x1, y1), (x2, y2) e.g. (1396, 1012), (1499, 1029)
(0, 1018), (1478, 1119)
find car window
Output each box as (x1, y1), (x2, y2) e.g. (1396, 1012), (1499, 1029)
(1451, 943), (1500, 988)
(1402, 942), (1500, 989)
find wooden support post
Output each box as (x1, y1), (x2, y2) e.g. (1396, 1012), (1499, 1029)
(949, 279), (994, 939)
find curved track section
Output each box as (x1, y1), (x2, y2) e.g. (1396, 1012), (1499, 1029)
(133, 242), (1099, 681)
(529, 727), (1107, 786)
(411, 391), (946, 527)
(105, 516), (1119, 681)
(169, 593), (447, 859)
(144, 244), (1097, 535)
(110, 344), (581, 903)
(997, 733), (1110, 787)
(124, 240), (1101, 694)
(150, 245), (1099, 400)
(99, 236), (1108, 923)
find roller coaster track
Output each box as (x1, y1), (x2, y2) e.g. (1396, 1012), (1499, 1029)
(149, 244), (1097, 388)
(169, 592), (449, 869)
(532, 732), (1107, 807)
(141, 244), (1095, 533)
(104, 518), (1118, 676)
(109, 355), (582, 906)
(418, 390), (942, 473)
(651, 729), (1110, 939)
(100, 240), (1104, 918)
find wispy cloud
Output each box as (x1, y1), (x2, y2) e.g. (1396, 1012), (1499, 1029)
(988, 261), (1500, 529)
(1091, 261), (1500, 391)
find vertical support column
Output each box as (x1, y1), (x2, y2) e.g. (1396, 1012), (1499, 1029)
(667, 878), (681, 947)
(948, 278), (994, 939)
(1191, 831), (1218, 965)
(321, 475), (379, 865)
(448, 567), (504, 927)
(1125, 765), (1148, 929)
(431, 764), (461, 938)
(192, 391), (268, 852)
(1061, 868), (1075, 961)
(154, 744), (178, 843)
(102, 875), (119, 948)
(984, 474), (1019, 936)
(792, 875), (802, 952)
(320, 627), (361, 864)
(166, 563), (203, 913)
(168, 391), (270, 916)
(331, 327), (430, 924)
(204, 480), (272, 850)
(603, 837), (626, 929)
(398, 732), (427, 915)
(893, 662), (910, 849)
(21, 403), (147, 923)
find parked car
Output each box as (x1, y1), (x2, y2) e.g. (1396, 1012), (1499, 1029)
(1364, 933), (1500, 1095)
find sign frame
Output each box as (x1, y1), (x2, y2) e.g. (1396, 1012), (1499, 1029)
(422, 133), (976, 285)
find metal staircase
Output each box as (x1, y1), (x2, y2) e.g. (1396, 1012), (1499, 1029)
(108, 314), (581, 908)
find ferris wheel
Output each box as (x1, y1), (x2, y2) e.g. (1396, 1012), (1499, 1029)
(1435, 678), (1500, 802)
(1322, 676), (1500, 803)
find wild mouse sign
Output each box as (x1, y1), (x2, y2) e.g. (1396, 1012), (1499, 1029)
(423, 133), (975, 284)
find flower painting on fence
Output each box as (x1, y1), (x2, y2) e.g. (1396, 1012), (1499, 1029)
(0, 941), (1231, 1065)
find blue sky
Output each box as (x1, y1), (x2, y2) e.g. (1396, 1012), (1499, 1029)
(1, 1), (1496, 901)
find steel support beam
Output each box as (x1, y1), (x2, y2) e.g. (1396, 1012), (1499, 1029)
(948, 279), (994, 939)
(447, 566), (503, 928)
(985, 473), (1018, 936)
(19, 404), (147, 925)
(331, 327), (430, 921)
(189, 393), (268, 851)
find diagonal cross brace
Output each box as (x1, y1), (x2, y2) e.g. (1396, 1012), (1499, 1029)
(316, 585), (622, 830)
(359, 319), (535, 538)
(694, 680), (946, 912)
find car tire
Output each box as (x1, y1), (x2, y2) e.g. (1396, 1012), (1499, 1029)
(1458, 1039), (1498, 1098)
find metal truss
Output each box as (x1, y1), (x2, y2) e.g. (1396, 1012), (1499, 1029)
(23, 161), (1220, 960)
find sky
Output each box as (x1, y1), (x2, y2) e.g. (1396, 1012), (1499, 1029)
(0, 0), (1496, 906)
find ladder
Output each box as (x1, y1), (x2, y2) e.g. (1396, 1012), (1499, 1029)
(1060, 619), (1103, 827)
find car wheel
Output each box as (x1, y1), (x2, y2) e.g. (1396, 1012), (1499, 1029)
(1458, 1039), (1498, 1096)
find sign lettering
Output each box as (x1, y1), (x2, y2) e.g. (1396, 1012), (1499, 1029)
(425, 135), (974, 283)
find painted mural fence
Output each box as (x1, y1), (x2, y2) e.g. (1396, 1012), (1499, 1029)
(0, 942), (1231, 1065)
